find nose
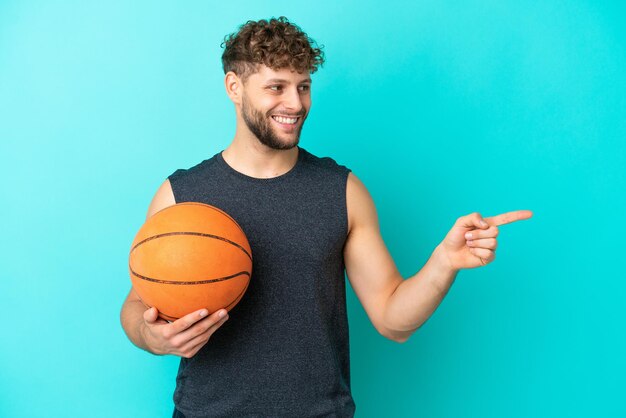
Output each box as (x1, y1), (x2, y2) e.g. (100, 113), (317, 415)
(282, 86), (304, 113)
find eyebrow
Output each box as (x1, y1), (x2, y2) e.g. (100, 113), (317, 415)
(265, 78), (312, 84)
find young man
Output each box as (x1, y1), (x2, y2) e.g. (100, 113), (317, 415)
(120, 17), (532, 418)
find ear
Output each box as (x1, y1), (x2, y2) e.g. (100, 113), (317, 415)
(224, 71), (242, 105)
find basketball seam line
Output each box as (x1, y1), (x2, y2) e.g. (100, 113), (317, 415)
(130, 268), (251, 285)
(130, 231), (252, 260)
(156, 278), (250, 320)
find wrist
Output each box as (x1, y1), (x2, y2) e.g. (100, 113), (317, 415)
(138, 320), (161, 355)
(433, 243), (460, 275)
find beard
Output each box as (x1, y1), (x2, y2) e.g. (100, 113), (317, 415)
(241, 94), (306, 150)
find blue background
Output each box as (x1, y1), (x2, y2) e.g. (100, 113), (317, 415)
(1, 1), (624, 417)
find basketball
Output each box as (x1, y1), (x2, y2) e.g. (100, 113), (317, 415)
(129, 202), (252, 321)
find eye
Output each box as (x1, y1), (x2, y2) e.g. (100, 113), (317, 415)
(269, 85), (282, 91)
(299, 85), (310, 92)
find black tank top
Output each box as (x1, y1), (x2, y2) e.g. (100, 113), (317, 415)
(167, 147), (356, 418)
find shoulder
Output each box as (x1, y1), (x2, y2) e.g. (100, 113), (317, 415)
(298, 148), (369, 232)
(299, 147), (352, 177)
(146, 179), (176, 219)
(167, 153), (221, 202)
(346, 172), (378, 234)
(147, 154), (219, 218)
(168, 155), (218, 183)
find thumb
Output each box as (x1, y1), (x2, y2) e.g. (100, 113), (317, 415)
(455, 212), (490, 230)
(143, 306), (159, 324)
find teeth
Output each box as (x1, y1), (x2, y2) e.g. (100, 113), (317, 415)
(272, 116), (298, 124)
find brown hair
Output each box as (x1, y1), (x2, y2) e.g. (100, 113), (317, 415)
(221, 16), (325, 82)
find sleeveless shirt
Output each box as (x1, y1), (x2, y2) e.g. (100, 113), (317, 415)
(167, 147), (356, 418)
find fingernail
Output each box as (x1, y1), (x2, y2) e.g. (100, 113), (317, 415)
(480, 220), (488, 227)
(465, 232), (473, 239)
(199, 310), (208, 317)
(219, 310), (226, 319)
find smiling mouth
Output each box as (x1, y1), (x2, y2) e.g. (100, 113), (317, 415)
(271, 115), (300, 125)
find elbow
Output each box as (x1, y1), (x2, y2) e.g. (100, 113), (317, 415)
(391, 332), (412, 344)
(380, 326), (415, 344)
(379, 309), (418, 343)
(390, 335), (409, 344)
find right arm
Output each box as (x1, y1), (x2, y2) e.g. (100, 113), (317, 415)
(119, 179), (229, 358)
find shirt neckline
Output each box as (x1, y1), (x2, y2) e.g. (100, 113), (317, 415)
(216, 146), (305, 183)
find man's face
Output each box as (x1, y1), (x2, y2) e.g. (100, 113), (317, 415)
(239, 65), (312, 150)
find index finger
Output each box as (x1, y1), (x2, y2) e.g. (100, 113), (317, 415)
(171, 309), (210, 333)
(484, 210), (533, 226)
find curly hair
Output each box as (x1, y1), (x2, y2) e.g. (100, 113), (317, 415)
(221, 16), (325, 82)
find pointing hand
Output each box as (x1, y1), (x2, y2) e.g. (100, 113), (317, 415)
(439, 210), (533, 270)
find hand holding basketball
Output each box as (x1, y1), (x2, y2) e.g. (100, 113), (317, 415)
(141, 306), (229, 358)
(439, 210), (533, 270)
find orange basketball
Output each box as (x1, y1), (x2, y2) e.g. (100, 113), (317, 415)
(129, 202), (252, 321)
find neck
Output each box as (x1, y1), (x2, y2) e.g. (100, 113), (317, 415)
(222, 128), (299, 179)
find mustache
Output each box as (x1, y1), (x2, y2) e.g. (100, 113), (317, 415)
(267, 110), (306, 118)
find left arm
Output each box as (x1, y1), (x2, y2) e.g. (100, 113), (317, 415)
(343, 174), (459, 343)
(343, 173), (532, 343)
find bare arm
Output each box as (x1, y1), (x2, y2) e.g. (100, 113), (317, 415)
(343, 173), (532, 343)
(343, 174), (456, 343)
(119, 180), (230, 357)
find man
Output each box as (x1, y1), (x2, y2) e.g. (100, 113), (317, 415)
(120, 16), (532, 418)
